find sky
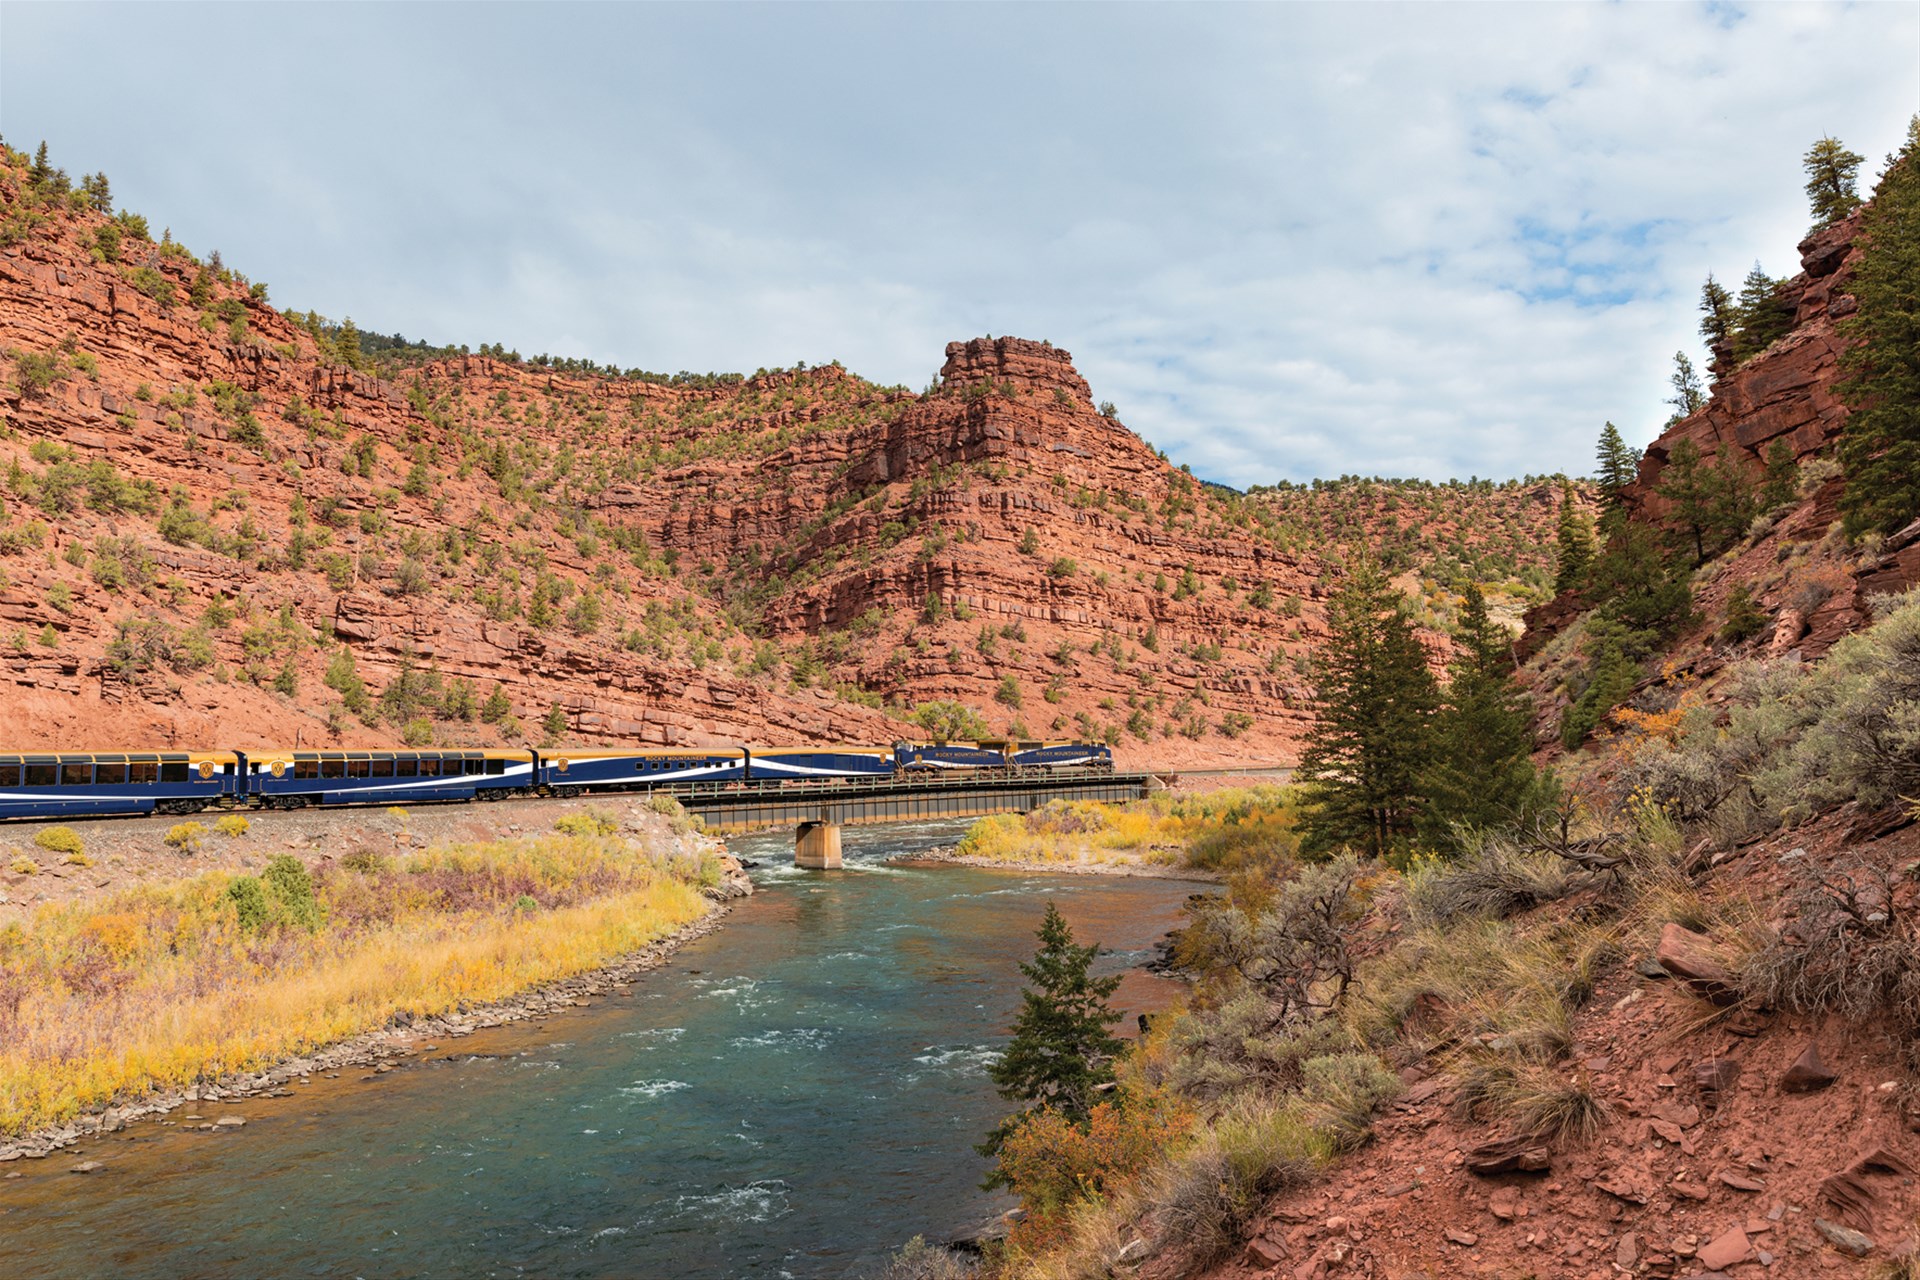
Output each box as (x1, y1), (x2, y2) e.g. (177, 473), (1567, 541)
(2, 3), (1915, 489)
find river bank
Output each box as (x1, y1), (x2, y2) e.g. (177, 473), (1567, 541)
(897, 844), (1221, 882)
(0, 799), (749, 1162)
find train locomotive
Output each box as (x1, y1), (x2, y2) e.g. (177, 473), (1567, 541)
(0, 738), (1113, 822)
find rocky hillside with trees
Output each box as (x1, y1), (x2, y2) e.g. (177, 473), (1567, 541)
(944, 120), (1920, 1280)
(0, 142), (1347, 766)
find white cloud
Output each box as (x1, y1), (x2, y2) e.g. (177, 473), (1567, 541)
(2, 2), (1914, 486)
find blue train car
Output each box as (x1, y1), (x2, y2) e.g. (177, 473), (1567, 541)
(1009, 741), (1113, 770)
(893, 742), (1007, 772)
(247, 749), (534, 808)
(541, 748), (748, 796)
(748, 747), (894, 781)
(0, 750), (240, 821)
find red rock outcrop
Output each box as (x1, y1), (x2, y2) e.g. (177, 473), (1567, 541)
(0, 156), (1362, 765)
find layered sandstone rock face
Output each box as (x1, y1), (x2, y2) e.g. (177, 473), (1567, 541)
(0, 161), (1366, 766)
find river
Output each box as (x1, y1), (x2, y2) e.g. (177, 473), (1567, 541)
(2, 819), (1207, 1279)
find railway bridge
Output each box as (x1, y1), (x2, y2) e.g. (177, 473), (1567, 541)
(657, 768), (1153, 867)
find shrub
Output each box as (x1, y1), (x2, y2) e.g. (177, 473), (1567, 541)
(996, 1093), (1194, 1232)
(877, 1237), (973, 1280)
(646, 791), (701, 835)
(556, 808), (620, 838)
(263, 854), (322, 930)
(32, 826), (84, 857)
(1405, 838), (1577, 927)
(1741, 856), (1920, 1036)
(228, 875), (270, 932)
(1148, 1099), (1330, 1262)
(63, 849), (93, 868)
(1719, 583), (1769, 644)
(213, 814), (250, 838)
(1501, 1062), (1613, 1145)
(164, 821), (205, 853)
(1293, 1052), (1403, 1152)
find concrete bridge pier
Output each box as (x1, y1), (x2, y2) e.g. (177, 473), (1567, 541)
(795, 820), (843, 869)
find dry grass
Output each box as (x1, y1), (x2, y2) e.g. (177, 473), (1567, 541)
(955, 788), (1298, 872)
(0, 830), (712, 1136)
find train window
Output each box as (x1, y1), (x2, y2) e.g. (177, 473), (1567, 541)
(295, 759), (319, 780)
(485, 759), (505, 776)
(418, 758), (440, 777)
(370, 758), (394, 778)
(321, 758), (344, 779)
(25, 763), (55, 787)
(62, 762), (92, 786)
(129, 762), (157, 785)
(0, 765), (18, 787)
(96, 763), (127, 785)
(395, 759), (418, 778)
(347, 759), (370, 779)
(160, 762), (190, 784)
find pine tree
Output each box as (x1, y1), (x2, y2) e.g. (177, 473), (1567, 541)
(1838, 115), (1920, 537)
(542, 703), (569, 745)
(480, 683), (513, 723)
(1419, 583), (1550, 847)
(1804, 135), (1866, 230)
(1699, 274), (1736, 358)
(1705, 447), (1757, 547)
(979, 902), (1124, 1165)
(1586, 521), (1693, 640)
(29, 142), (51, 186)
(1296, 560), (1439, 861)
(1760, 438), (1799, 510)
(1666, 351), (1705, 424)
(1658, 438), (1713, 564)
(1553, 482), (1594, 594)
(1594, 422), (1641, 525)
(79, 172), (112, 214)
(1731, 264), (1795, 364)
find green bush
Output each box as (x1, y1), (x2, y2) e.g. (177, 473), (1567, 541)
(263, 854), (322, 930)
(228, 875), (270, 932)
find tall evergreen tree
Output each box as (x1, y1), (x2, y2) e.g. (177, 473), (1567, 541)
(1804, 135), (1866, 230)
(1760, 438), (1800, 510)
(1419, 583), (1549, 847)
(79, 172), (112, 214)
(1594, 422), (1641, 525)
(1838, 115), (1920, 537)
(1732, 264), (1795, 363)
(978, 903), (1124, 1171)
(1296, 560), (1439, 861)
(1658, 438), (1714, 564)
(1699, 274), (1736, 356)
(1553, 482), (1594, 594)
(1666, 351), (1705, 423)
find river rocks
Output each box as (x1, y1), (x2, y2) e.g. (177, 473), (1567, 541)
(69, 1160), (103, 1174)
